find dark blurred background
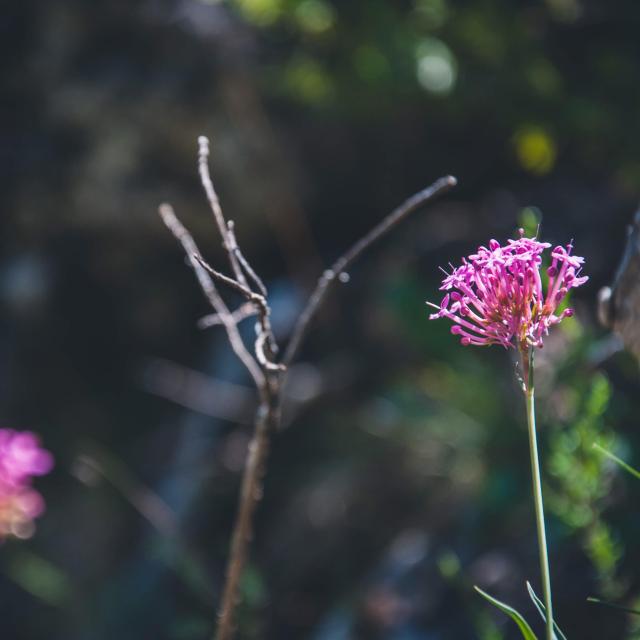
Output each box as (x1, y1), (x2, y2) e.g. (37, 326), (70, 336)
(3, 1), (640, 638)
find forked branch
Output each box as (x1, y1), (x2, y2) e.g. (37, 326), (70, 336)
(158, 203), (265, 390)
(158, 136), (456, 640)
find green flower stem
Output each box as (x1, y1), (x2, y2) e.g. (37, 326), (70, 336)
(525, 348), (554, 640)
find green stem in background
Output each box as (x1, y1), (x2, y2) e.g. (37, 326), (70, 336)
(587, 597), (640, 617)
(524, 347), (554, 640)
(592, 443), (640, 481)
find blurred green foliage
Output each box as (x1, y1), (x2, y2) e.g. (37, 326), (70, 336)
(4, 549), (73, 608)
(221, 0), (640, 189)
(548, 372), (622, 597)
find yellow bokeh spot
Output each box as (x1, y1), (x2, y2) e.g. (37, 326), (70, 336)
(284, 56), (334, 104)
(513, 126), (557, 175)
(234, 0), (283, 27)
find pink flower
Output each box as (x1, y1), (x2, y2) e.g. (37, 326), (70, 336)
(428, 231), (588, 350)
(0, 429), (53, 540)
(0, 486), (46, 540)
(0, 430), (53, 486)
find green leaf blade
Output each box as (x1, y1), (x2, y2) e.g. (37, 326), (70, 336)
(526, 581), (568, 640)
(587, 596), (640, 616)
(475, 586), (539, 640)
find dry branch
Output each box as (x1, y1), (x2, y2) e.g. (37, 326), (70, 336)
(158, 203), (265, 390)
(158, 137), (456, 640)
(282, 175), (457, 367)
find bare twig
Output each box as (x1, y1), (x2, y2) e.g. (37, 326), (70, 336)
(194, 254), (257, 300)
(159, 137), (456, 640)
(158, 203), (265, 390)
(224, 221), (277, 357)
(194, 254), (283, 372)
(215, 400), (277, 640)
(198, 136), (249, 290)
(227, 221), (269, 298)
(198, 303), (256, 329)
(282, 175), (457, 368)
(161, 142), (286, 640)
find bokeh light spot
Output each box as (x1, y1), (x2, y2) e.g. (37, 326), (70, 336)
(294, 0), (336, 35)
(353, 45), (390, 83)
(513, 126), (557, 175)
(413, 0), (448, 29)
(234, 0), (283, 27)
(284, 56), (334, 104)
(415, 38), (457, 95)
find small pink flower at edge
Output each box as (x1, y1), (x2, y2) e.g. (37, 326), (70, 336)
(427, 230), (588, 352)
(0, 429), (53, 541)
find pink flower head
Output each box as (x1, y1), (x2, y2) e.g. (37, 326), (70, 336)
(428, 231), (588, 350)
(0, 429), (53, 540)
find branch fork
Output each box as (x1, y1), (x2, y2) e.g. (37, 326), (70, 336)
(159, 135), (456, 640)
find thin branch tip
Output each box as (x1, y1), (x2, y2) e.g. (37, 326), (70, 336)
(282, 175), (455, 367)
(158, 202), (174, 218)
(430, 175), (457, 190)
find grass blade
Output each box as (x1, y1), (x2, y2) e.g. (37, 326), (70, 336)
(526, 582), (567, 640)
(475, 586), (538, 640)
(593, 443), (640, 480)
(587, 597), (640, 616)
